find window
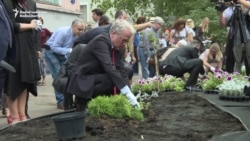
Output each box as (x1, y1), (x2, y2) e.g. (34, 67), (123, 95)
(80, 5), (87, 22)
(36, 0), (60, 5)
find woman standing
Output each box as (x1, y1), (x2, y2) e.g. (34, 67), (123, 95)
(195, 17), (210, 42)
(169, 18), (191, 46)
(3, 0), (40, 124)
(186, 19), (195, 42)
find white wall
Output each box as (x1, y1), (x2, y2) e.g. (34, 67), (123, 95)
(37, 9), (81, 32)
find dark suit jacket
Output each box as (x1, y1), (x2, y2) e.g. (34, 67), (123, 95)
(67, 33), (128, 98)
(74, 24), (111, 46)
(161, 46), (199, 70)
(0, 0), (15, 61)
(52, 44), (87, 93)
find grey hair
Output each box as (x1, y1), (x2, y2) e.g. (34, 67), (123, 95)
(71, 19), (84, 26)
(110, 19), (135, 35)
(153, 16), (165, 25)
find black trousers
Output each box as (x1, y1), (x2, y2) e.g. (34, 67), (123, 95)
(75, 77), (115, 112)
(161, 59), (204, 86)
(74, 74), (114, 112)
(63, 92), (74, 110)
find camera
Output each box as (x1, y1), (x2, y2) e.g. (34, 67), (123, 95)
(211, 0), (237, 11)
(210, 0), (237, 3)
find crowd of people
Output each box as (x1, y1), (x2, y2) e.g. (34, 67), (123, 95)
(1, 0), (250, 125)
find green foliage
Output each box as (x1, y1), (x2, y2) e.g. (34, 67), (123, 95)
(161, 76), (185, 92)
(201, 72), (225, 91)
(91, 0), (153, 20)
(91, 0), (227, 44)
(87, 95), (144, 121)
(141, 82), (154, 93)
(131, 75), (185, 94)
(131, 83), (141, 94)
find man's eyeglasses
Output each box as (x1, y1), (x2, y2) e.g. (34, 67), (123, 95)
(78, 28), (84, 32)
(117, 33), (129, 44)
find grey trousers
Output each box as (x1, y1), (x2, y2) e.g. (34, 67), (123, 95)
(233, 39), (250, 75)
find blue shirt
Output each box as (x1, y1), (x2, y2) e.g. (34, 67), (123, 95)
(133, 32), (140, 47)
(46, 26), (77, 55)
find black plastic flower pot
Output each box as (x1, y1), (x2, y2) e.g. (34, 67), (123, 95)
(51, 111), (85, 140)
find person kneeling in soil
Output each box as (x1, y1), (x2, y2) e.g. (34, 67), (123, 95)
(202, 43), (223, 74)
(66, 20), (140, 111)
(159, 40), (205, 91)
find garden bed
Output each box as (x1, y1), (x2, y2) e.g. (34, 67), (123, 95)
(0, 92), (246, 141)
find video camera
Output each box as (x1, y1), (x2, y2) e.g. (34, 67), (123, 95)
(210, 0), (238, 11)
(210, 0), (237, 3)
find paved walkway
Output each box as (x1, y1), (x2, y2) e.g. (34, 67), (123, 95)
(0, 75), (62, 129)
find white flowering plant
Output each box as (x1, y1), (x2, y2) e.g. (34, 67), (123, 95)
(200, 70), (249, 92)
(217, 78), (250, 97)
(217, 79), (247, 96)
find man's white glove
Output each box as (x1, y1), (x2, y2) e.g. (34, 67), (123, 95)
(126, 92), (140, 108)
(210, 66), (216, 72)
(121, 85), (140, 108)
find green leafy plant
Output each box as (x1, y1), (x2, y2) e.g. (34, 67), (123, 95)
(161, 75), (185, 92)
(87, 95), (144, 121)
(131, 75), (185, 94)
(201, 72), (225, 91)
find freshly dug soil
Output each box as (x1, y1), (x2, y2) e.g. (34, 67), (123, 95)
(0, 92), (246, 141)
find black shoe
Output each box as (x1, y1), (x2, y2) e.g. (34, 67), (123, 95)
(185, 86), (202, 92)
(57, 103), (64, 110)
(64, 104), (75, 111)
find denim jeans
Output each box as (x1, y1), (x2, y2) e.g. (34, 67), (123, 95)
(132, 46), (139, 74)
(45, 50), (66, 105)
(138, 47), (149, 79)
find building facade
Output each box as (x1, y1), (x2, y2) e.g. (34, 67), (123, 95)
(36, 0), (88, 31)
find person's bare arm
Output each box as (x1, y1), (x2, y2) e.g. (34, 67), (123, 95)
(134, 22), (152, 32)
(169, 30), (175, 45)
(238, 0), (250, 9)
(218, 54), (223, 70)
(19, 20), (36, 31)
(187, 32), (193, 43)
(203, 51), (211, 68)
(219, 12), (227, 27)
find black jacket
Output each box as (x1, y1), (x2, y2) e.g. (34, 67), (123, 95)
(67, 33), (128, 98)
(160, 46), (199, 70)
